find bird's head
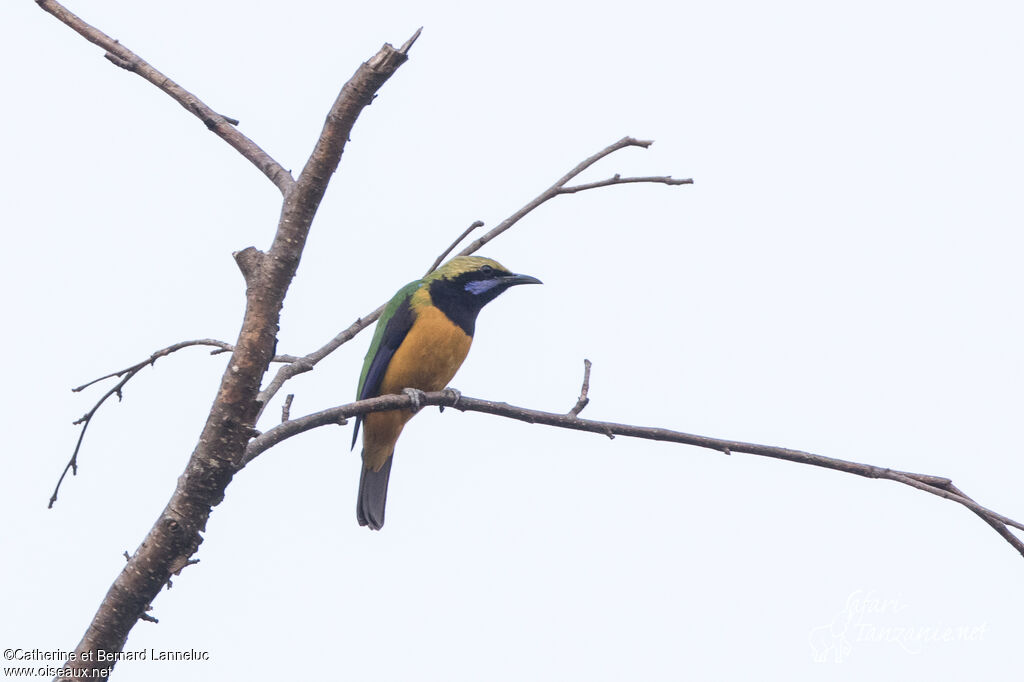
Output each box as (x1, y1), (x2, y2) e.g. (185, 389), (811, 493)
(430, 255), (541, 299)
(422, 256), (541, 333)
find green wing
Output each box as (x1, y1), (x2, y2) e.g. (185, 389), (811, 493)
(351, 279), (420, 448)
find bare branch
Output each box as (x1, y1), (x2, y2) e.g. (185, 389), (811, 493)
(55, 29), (417, 678)
(287, 30), (416, 218)
(567, 359), (592, 417)
(399, 27), (423, 54)
(72, 339), (297, 393)
(282, 394), (294, 423)
(249, 31), (420, 419)
(256, 137), (692, 415)
(456, 136), (691, 255)
(560, 174), (693, 194)
(245, 390), (1024, 558)
(51, 339), (297, 509)
(426, 220), (485, 275)
(255, 304), (386, 418)
(943, 482), (1024, 557)
(35, 0), (294, 194)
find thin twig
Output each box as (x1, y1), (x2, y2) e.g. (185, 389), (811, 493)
(567, 359), (592, 417)
(943, 482), (1024, 556)
(255, 304), (386, 419)
(282, 394), (294, 423)
(255, 137), (691, 417)
(50, 339), (298, 508)
(35, 0), (294, 194)
(426, 220), (485, 275)
(243, 390), (1024, 559)
(560, 174), (693, 194)
(456, 137), (691, 256)
(72, 339), (298, 392)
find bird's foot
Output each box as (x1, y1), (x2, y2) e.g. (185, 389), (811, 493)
(439, 387), (462, 412)
(402, 387), (426, 413)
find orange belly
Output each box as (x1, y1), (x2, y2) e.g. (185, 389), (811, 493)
(362, 306), (473, 471)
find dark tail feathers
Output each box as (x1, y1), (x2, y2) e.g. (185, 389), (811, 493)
(357, 455), (393, 531)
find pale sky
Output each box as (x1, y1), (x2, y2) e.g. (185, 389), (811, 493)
(3, 1), (1023, 680)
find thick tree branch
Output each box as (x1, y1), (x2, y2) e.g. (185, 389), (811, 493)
(244, 390), (1024, 558)
(254, 137), (692, 417)
(54, 24), (417, 680)
(35, 0), (294, 194)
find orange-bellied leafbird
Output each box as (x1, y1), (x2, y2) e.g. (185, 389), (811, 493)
(351, 256), (541, 530)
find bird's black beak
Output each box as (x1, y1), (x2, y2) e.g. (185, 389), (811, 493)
(503, 272), (543, 287)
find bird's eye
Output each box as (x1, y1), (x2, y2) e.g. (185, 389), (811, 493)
(480, 265), (494, 276)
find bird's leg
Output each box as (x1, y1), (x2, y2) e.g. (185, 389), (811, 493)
(438, 387), (462, 412)
(402, 387), (426, 413)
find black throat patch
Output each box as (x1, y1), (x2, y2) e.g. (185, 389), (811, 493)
(428, 276), (487, 336)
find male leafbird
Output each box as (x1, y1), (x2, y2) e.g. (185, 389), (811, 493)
(352, 255), (541, 530)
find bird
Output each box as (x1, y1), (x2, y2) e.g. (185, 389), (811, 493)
(351, 255), (542, 530)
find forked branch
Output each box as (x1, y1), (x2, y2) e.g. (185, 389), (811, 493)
(455, 137), (692, 255)
(44, 4), (420, 674)
(50, 339), (299, 508)
(255, 137), (692, 416)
